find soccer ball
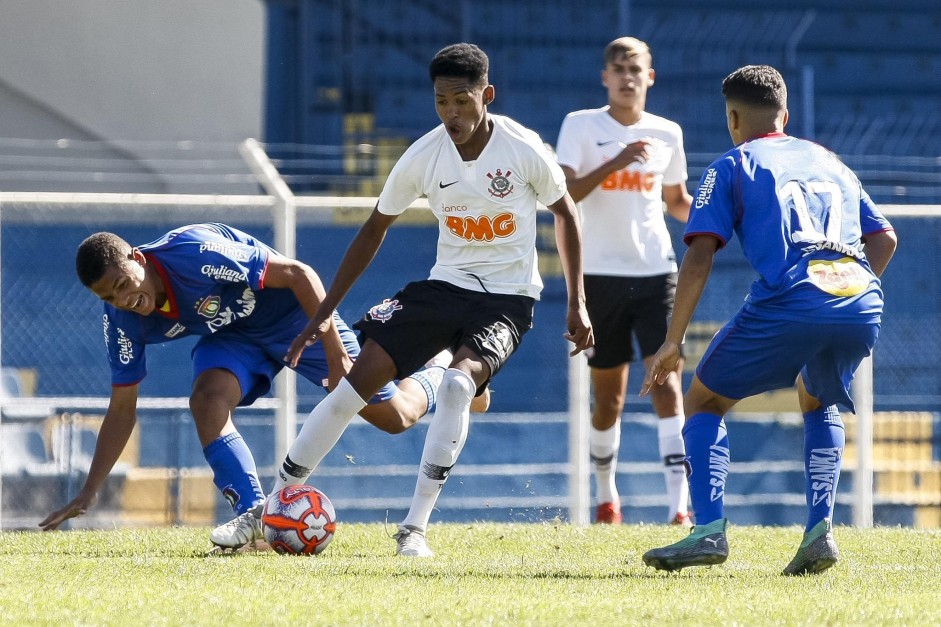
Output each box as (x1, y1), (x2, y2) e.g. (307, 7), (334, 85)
(261, 485), (337, 555)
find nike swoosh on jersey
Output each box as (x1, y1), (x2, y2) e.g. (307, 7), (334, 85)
(596, 140), (618, 146)
(439, 180), (459, 188)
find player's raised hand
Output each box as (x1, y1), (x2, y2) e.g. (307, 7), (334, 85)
(610, 139), (651, 169)
(39, 494), (96, 531)
(640, 341), (681, 396)
(285, 311), (333, 368)
(563, 304), (594, 356)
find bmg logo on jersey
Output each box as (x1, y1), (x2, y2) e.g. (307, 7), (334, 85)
(445, 213), (517, 242)
(367, 298), (403, 323)
(601, 169), (656, 192)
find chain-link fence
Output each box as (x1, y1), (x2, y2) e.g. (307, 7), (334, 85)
(1, 189), (939, 531)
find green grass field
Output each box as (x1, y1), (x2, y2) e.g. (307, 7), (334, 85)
(2, 522), (939, 625)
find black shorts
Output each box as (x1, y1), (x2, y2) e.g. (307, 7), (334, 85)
(354, 279), (535, 392)
(584, 273), (679, 369)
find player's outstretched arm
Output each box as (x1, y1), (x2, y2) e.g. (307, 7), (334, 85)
(546, 193), (594, 356)
(39, 384), (139, 530)
(285, 207), (398, 367)
(264, 255), (352, 386)
(641, 235), (719, 396)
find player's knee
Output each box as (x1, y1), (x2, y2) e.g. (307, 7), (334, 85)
(439, 369), (475, 402)
(189, 387), (226, 417)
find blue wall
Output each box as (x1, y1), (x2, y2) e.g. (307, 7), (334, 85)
(1, 214), (938, 410)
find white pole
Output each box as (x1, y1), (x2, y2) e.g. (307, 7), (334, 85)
(568, 353), (591, 525)
(851, 354), (874, 528)
(0, 201), (4, 530)
(238, 138), (297, 465)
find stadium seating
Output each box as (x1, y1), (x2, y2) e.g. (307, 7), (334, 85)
(270, 0), (941, 201)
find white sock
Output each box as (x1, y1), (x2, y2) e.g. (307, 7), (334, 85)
(401, 368), (473, 531)
(590, 419), (621, 504)
(658, 414), (689, 518)
(271, 377), (365, 493)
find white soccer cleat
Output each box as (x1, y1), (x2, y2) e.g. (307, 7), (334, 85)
(393, 525), (434, 558)
(210, 505), (263, 549)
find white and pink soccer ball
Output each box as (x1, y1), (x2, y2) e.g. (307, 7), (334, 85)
(261, 485), (336, 555)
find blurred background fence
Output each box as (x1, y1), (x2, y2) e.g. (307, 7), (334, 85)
(1, 0), (939, 531)
(1, 181), (938, 531)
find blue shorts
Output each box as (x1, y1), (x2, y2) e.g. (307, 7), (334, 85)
(191, 313), (397, 407)
(696, 307), (880, 412)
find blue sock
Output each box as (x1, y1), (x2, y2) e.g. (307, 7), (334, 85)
(203, 432), (265, 515)
(802, 405), (844, 531)
(682, 412), (729, 526)
(407, 365), (445, 415)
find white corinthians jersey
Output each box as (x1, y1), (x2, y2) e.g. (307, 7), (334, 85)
(556, 108), (688, 277)
(378, 114), (567, 299)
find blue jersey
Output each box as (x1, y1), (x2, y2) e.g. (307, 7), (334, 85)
(103, 223), (308, 386)
(686, 133), (893, 323)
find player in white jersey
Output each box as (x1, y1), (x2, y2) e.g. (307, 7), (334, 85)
(261, 43), (592, 557)
(556, 36), (693, 527)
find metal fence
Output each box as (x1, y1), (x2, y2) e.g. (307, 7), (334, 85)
(1, 140), (938, 531)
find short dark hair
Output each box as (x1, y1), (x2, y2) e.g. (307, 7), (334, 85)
(429, 43), (489, 85)
(722, 65), (787, 109)
(76, 232), (130, 287)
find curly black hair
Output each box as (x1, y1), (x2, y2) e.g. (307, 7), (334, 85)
(429, 42), (489, 86)
(76, 232), (130, 287)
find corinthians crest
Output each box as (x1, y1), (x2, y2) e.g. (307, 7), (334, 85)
(486, 169), (514, 198)
(367, 298), (403, 323)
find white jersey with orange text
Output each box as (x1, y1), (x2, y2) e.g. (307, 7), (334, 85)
(556, 108), (688, 277)
(378, 114), (567, 299)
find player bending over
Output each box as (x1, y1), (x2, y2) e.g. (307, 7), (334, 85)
(38, 223), (481, 549)
(640, 65), (897, 575)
